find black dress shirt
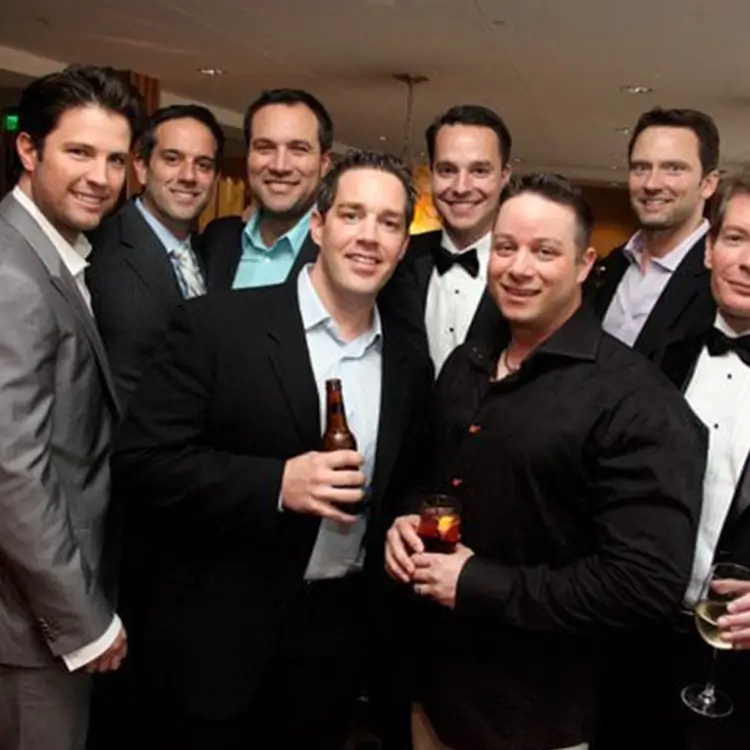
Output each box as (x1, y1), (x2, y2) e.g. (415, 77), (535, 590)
(417, 304), (707, 750)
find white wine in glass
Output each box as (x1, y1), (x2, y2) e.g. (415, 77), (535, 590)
(681, 562), (750, 718)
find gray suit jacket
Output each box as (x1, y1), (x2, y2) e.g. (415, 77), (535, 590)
(0, 192), (120, 668)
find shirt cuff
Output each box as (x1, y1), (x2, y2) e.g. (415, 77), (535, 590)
(455, 556), (514, 620)
(61, 613), (122, 672)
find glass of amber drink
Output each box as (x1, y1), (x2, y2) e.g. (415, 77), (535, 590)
(417, 494), (462, 553)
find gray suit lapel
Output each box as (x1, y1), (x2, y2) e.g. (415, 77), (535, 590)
(0, 195), (121, 418)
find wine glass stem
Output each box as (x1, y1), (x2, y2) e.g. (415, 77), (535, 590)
(698, 649), (719, 708)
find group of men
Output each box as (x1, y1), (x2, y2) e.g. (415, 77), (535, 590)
(0, 62), (749, 750)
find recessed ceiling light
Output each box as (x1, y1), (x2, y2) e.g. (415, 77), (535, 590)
(512, 156), (524, 164)
(615, 126), (631, 135)
(610, 164), (620, 170)
(619, 84), (652, 95)
(198, 67), (225, 76)
(379, 136), (387, 141)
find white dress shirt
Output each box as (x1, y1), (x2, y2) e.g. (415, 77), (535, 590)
(12, 186), (121, 670)
(684, 312), (750, 605)
(602, 220), (709, 347)
(425, 230), (492, 373)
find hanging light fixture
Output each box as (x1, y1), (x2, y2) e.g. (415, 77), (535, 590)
(393, 73), (428, 170)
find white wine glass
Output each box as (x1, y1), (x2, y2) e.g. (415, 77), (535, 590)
(681, 561), (750, 718)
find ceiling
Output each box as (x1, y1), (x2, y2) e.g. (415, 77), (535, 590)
(2, 0), (750, 184)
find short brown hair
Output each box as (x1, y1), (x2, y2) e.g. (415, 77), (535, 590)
(708, 171), (750, 241)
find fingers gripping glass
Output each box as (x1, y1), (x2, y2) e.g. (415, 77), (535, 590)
(417, 495), (462, 554)
(681, 562), (750, 718)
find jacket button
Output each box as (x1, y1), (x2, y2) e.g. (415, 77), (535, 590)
(451, 477), (463, 488)
(468, 424), (481, 434)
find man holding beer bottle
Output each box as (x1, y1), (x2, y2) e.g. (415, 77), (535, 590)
(111, 150), (432, 750)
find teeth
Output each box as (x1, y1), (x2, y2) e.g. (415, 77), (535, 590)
(351, 255), (377, 265)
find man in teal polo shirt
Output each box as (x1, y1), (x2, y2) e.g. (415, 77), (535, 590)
(200, 88), (332, 291)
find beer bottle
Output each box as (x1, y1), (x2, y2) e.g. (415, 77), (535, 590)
(322, 379), (364, 515)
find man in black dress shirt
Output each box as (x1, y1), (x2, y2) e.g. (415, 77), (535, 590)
(386, 173), (707, 750)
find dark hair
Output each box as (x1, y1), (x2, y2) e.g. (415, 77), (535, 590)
(425, 104), (512, 167)
(500, 172), (594, 251)
(138, 104), (225, 169)
(17, 64), (145, 155)
(243, 88), (333, 152)
(316, 149), (417, 228)
(708, 171), (750, 241)
(628, 107), (720, 174)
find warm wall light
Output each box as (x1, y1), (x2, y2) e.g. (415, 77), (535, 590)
(619, 85), (652, 94)
(198, 67), (225, 76)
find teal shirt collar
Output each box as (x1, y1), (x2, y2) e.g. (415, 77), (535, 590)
(243, 206), (314, 257)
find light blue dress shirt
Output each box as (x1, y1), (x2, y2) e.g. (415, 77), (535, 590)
(134, 198), (203, 298)
(232, 208), (314, 289)
(296, 266), (383, 580)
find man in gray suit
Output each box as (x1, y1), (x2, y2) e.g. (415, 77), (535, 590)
(0, 65), (143, 750)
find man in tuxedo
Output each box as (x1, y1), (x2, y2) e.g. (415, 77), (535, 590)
(590, 107), (720, 358)
(87, 104), (223, 410)
(646, 172), (750, 750)
(0, 65), (143, 750)
(386, 174), (706, 750)
(199, 87), (332, 291)
(112, 149), (433, 750)
(391, 105), (511, 373)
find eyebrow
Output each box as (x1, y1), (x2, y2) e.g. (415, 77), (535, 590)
(251, 137), (313, 148)
(722, 224), (750, 236)
(63, 141), (128, 158)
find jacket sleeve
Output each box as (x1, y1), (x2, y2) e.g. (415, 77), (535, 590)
(0, 267), (112, 656)
(112, 299), (284, 534)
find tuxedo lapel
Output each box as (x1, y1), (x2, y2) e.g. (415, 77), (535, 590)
(266, 285), (321, 448)
(634, 239), (708, 356)
(413, 242), (437, 307)
(1, 195), (121, 418)
(117, 202), (183, 312)
(657, 333), (706, 391)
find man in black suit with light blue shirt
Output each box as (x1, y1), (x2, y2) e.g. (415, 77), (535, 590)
(87, 104), (223, 411)
(112, 149), (433, 750)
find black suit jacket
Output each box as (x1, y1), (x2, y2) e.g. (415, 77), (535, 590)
(657, 332), (750, 564)
(111, 281), (433, 719)
(198, 214), (318, 292)
(386, 229), (505, 350)
(588, 236), (715, 358)
(87, 200), (190, 411)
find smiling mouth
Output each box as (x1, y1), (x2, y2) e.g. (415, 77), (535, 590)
(502, 286), (539, 297)
(346, 253), (380, 267)
(72, 192), (107, 207)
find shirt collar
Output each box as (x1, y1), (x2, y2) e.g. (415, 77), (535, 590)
(12, 186), (91, 277)
(297, 264), (382, 350)
(245, 206), (314, 256)
(469, 303), (601, 373)
(623, 219), (709, 272)
(135, 197), (191, 251)
(714, 311), (750, 340)
(440, 228), (493, 257)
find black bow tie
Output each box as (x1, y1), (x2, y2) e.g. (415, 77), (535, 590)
(706, 327), (750, 366)
(432, 245), (479, 278)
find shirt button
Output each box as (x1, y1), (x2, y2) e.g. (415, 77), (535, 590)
(713, 423), (720, 430)
(454, 289), (460, 295)
(468, 424), (481, 434)
(451, 477), (463, 488)
(728, 373), (733, 380)
(448, 327), (455, 333)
